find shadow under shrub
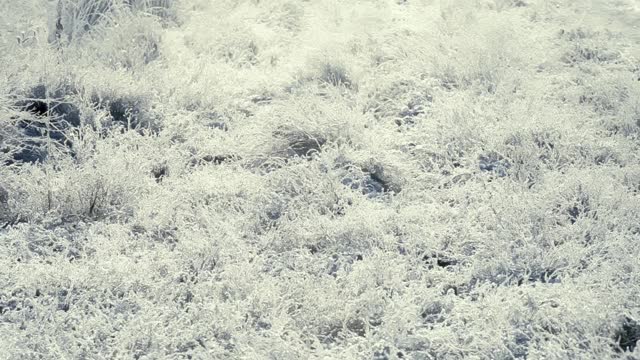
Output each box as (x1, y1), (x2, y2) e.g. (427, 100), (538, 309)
(89, 91), (160, 134)
(613, 316), (640, 353)
(14, 84), (81, 127)
(339, 161), (402, 199)
(3, 84), (81, 164)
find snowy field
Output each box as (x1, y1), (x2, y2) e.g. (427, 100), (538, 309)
(1, 0), (640, 359)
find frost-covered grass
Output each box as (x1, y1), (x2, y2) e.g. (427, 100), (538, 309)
(1, 0), (640, 359)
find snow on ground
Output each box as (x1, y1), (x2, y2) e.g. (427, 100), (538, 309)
(0, 0), (639, 359)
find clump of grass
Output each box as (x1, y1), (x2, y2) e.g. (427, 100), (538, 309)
(272, 125), (327, 159)
(364, 78), (434, 126)
(257, 1), (305, 32)
(218, 36), (259, 67)
(0, 185), (12, 227)
(94, 14), (162, 69)
(318, 62), (353, 89)
(554, 184), (594, 225)
(501, 129), (569, 187)
(289, 57), (357, 93)
(429, 13), (519, 94)
(49, 0), (173, 45)
(560, 27), (621, 65)
(126, 0), (176, 23)
(561, 27), (599, 41)
(577, 73), (634, 115)
(50, 0), (114, 45)
(406, 133), (473, 176)
(3, 0), (640, 358)
(183, 21), (260, 67)
(1, 126), (156, 224)
(596, 75), (640, 138)
(240, 94), (361, 174)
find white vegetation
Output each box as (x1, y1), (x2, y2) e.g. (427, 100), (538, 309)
(1, 0), (639, 359)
